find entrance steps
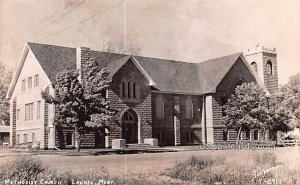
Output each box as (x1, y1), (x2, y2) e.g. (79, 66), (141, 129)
(126, 143), (154, 149)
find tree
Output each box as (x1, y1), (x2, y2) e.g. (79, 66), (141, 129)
(222, 83), (267, 143)
(0, 63), (12, 125)
(99, 40), (142, 55)
(42, 58), (116, 152)
(222, 82), (291, 143)
(279, 73), (300, 128)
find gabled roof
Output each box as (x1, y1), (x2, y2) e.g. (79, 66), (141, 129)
(27, 42), (76, 83)
(134, 56), (201, 94)
(197, 53), (242, 94)
(7, 42), (262, 98)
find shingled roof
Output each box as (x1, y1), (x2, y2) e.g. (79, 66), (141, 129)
(197, 53), (242, 94)
(27, 42), (76, 83)
(25, 42), (249, 95)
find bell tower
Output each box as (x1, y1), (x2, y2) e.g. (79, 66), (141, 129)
(243, 44), (278, 94)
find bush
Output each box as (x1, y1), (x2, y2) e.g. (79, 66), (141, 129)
(0, 156), (46, 181)
(162, 156), (224, 182)
(163, 155), (277, 184)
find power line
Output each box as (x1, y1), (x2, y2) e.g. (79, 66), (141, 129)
(0, 0), (123, 57)
(36, 1), (123, 43)
(0, 1), (85, 48)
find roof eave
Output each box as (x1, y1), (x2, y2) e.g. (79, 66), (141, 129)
(214, 53), (242, 92)
(6, 43), (30, 99)
(130, 56), (156, 86)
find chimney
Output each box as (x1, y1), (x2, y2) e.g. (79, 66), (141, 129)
(76, 47), (90, 83)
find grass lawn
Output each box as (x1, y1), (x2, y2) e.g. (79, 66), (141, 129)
(0, 147), (299, 184)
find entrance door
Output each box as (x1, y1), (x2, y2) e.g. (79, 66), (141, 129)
(122, 109), (138, 144)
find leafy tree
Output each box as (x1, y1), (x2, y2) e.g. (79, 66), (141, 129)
(222, 82), (291, 143)
(279, 73), (300, 128)
(100, 40), (141, 55)
(42, 58), (116, 152)
(0, 63), (12, 125)
(222, 83), (267, 143)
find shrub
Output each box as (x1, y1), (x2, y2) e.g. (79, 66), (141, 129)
(163, 155), (277, 184)
(1, 156), (46, 181)
(162, 156), (224, 182)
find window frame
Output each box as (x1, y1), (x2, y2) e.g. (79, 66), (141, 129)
(17, 109), (20, 120)
(186, 131), (194, 143)
(66, 132), (73, 146)
(28, 77), (32, 89)
(37, 101), (41, 120)
(24, 134), (28, 143)
(25, 103), (34, 121)
(223, 129), (229, 141)
(185, 98), (193, 119)
(251, 61), (258, 73)
(22, 79), (26, 91)
(16, 134), (20, 144)
(32, 133), (35, 144)
(34, 74), (39, 87)
(266, 60), (273, 75)
(254, 130), (259, 140)
(246, 130), (251, 140)
(155, 95), (165, 119)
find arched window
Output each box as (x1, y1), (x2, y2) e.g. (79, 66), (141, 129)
(251, 62), (258, 73)
(122, 81), (126, 98)
(127, 81), (131, 98)
(133, 82), (136, 98)
(185, 98), (193, 118)
(155, 95), (164, 118)
(122, 111), (135, 121)
(266, 60), (273, 75)
(121, 81), (138, 99)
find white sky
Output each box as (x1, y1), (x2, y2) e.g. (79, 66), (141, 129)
(0, 0), (300, 85)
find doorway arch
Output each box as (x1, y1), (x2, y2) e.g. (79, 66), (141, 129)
(121, 108), (139, 144)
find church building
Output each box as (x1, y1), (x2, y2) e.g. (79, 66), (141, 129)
(6, 43), (278, 149)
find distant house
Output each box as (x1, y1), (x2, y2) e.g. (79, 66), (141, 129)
(6, 42), (278, 149)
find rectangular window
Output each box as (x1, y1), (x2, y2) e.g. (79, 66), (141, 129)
(24, 134), (28, 143)
(66, 132), (73, 146)
(246, 130), (251, 140)
(32, 133), (35, 144)
(28, 77), (32, 89)
(34, 74), (39, 87)
(254, 130), (259, 140)
(186, 131), (194, 143)
(25, 103), (34, 121)
(223, 130), (228, 141)
(17, 109), (20, 120)
(37, 101), (41, 119)
(16, 134), (20, 144)
(22, 79), (26, 91)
